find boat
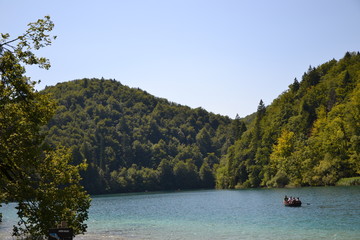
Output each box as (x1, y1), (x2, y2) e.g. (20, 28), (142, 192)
(283, 197), (302, 207)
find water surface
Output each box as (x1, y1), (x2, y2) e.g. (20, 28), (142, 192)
(1, 186), (359, 239)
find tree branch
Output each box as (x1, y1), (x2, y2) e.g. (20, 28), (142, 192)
(0, 36), (20, 47)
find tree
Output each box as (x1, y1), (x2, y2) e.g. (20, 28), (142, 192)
(196, 126), (213, 154)
(267, 130), (296, 187)
(12, 148), (90, 238)
(199, 161), (215, 188)
(173, 160), (199, 189)
(254, 99), (266, 143)
(157, 159), (175, 190)
(231, 116), (247, 141)
(0, 16), (90, 238)
(289, 78), (300, 92)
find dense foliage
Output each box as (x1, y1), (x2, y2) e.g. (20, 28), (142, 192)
(43, 52), (360, 194)
(217, 52), (360, 188)
(0, 16), (90, 238)
(43, 79), (242, 193)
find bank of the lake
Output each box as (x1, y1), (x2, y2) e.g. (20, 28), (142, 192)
(1, 186), (360, 240)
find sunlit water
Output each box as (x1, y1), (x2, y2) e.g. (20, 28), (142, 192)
(1, 186), (359, 240)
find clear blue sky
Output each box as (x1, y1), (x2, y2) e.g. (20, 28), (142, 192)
(1, 0), (360, 118)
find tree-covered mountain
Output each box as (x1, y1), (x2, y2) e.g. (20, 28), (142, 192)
(42, 79), (244, 194)
(216, 52), (360, 188)
(43, 52), (360, 194)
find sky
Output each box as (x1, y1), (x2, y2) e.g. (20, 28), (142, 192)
(1, 0), (360, 118)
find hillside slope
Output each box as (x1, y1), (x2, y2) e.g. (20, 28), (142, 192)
(43, 79), (244, 193)
(216, 52), (360, 188)
(43, 52), (360, 193)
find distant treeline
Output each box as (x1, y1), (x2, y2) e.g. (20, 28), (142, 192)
(43, 52), (360, 194)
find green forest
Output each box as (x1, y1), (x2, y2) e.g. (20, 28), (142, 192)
(42, 79), (243, 194)
(217, 52), (360, 188)
(43, 52), (360, 194)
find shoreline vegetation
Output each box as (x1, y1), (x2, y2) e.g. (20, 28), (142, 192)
(336, 177), (360, 186)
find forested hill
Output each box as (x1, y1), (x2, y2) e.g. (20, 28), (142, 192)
(42, 79), (245, 194)
(43, 52), (360, 194)
(216, 52), (360, 189)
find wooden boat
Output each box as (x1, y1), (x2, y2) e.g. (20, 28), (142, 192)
(283, 199), (302, 207)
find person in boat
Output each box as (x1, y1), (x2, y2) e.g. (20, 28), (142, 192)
(284, 195), (288, 201)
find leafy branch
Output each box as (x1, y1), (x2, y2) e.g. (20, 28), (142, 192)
(0, 15), (56, 69)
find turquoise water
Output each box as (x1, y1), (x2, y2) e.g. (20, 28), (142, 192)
(1, 186), (360, 239)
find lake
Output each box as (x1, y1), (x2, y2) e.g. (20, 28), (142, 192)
(1, 186), (359, 240)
